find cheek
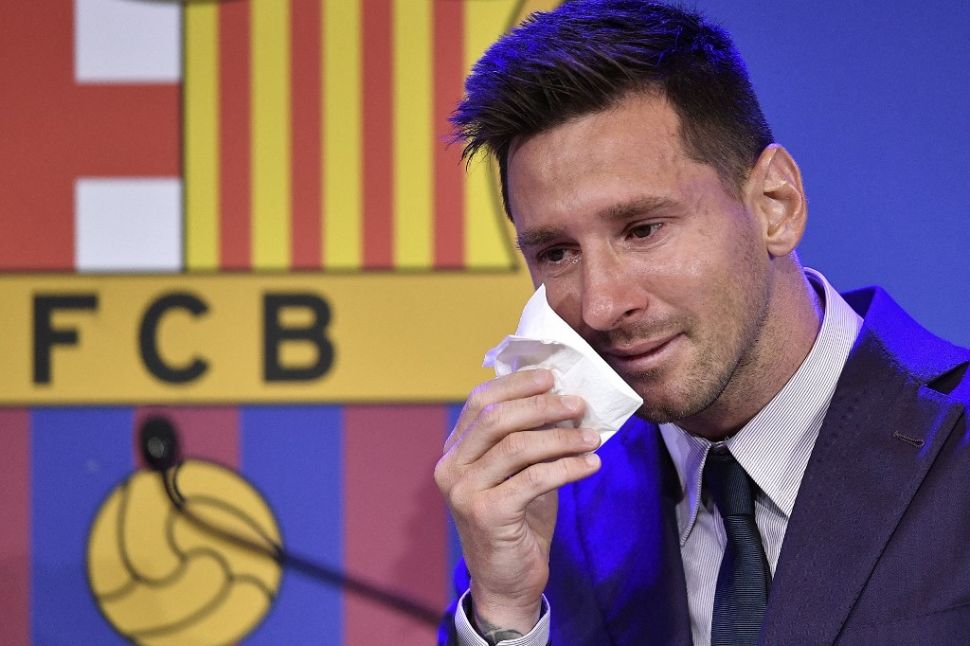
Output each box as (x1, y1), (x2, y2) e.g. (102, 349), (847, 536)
(542, 277), (584, 326)
(637, 231), (751, 334)
(698, 232), (771, 342)
(620, 239), (711, 305)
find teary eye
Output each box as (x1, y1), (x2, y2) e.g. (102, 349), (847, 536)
(535, 245), (579, 270)
(630, 223), (662, 239)
(544, 248), (566, 262)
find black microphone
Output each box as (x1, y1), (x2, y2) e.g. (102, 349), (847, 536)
(135, 414), (441, 626)
(139, 415), (181, 471)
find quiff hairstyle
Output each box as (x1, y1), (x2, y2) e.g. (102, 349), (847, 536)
(451, 0), (775, 216)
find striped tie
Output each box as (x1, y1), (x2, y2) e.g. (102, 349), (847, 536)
(704, 447), (771, 646)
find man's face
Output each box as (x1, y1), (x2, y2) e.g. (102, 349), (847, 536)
(507, 92), (775, 424)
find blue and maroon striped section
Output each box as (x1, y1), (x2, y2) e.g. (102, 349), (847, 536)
(446, 404), (464, 596)
(241, 405), (343, 643)
(3, 403), (458, 645)
(134, 406), (241, 469)
(31, 407), (133, 645)
(343, 405), (448, 643)
(0, 409), (30, 645)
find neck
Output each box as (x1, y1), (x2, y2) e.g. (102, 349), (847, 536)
(679, 264), (823, 441)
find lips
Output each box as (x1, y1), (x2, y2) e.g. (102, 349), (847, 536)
(599, 333), (682, 371)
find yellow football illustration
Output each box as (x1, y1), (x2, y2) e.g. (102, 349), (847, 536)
(87, 460), (283, 645)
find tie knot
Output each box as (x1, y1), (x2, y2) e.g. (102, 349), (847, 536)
(703, 447), (756, 518)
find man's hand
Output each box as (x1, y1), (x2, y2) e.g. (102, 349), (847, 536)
(434, 369), (602, 634)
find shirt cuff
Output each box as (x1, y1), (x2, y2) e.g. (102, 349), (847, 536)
(453, 589), (551, 646)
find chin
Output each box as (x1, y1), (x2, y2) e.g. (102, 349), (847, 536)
(630, 377), (720, 425)
(636, 401), (692, 425)
(631, 386), (693, 424)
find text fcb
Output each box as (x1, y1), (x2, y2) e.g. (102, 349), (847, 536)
(0, 273), (532, 404)
(33, 291), (334, 386)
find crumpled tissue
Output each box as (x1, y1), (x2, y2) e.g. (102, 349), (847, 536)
(483, 284), (643, 446)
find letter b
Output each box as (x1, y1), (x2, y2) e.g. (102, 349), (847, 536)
(263, 293), (334, 382)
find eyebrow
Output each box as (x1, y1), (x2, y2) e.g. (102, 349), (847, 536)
(515, 196), (680, 250)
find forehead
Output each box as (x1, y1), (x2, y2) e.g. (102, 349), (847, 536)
(506, 93), (714, 227)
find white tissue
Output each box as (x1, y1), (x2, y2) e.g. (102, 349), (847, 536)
(483, 285), (643, 446)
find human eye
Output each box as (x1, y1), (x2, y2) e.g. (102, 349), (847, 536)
(536, 246), (578, 268)
(628, 222), (663, 240)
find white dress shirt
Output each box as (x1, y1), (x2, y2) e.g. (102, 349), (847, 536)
(455, 268), (863, 646)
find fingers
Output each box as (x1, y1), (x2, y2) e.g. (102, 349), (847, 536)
(498, 452), (602, 511)
(458, 451), (602, 530)
(441, 425), (602, 530)
(436, 368), (597, 521)
(445, 369), (556, 453)
(433, 370), (603, 612)
(469, 426), (601, 489)
(450, 392), (586, 465)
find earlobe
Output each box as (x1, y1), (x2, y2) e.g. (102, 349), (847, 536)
(748, 144), (807, 258)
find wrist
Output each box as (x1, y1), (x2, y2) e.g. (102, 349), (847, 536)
(476, 624), (525, 646)
(468, 591), (542, 638)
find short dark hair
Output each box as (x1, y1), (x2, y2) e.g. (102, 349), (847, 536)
(451, 0), (775, 215)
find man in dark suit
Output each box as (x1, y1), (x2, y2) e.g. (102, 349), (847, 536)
(434, 2), (970, 644)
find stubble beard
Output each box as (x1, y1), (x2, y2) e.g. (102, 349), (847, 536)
(593, 314), (740, 424)
(628, 277), (773, 427)
(627, 338), (739, 424)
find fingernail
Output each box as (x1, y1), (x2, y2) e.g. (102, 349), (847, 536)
(581, 430), (600, 446)
(584, 453), (601, 468)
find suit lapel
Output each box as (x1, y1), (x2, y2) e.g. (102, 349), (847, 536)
(761, 289), (968, 645)
(572, 418), (693, 644)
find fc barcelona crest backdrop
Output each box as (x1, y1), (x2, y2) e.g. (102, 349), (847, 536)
(1, 1), (967, 645)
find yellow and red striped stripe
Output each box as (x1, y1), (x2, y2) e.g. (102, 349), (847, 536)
(432, 0), (466, 268)
(394, 0), (434, 269)
(184, 1), (218, 270)
(219, 0), (251, 269)
(322, 0), (362, 269)
(362, 1), (393, 269)
(185, 0), (558, 272)
(290, 0), (322, 268)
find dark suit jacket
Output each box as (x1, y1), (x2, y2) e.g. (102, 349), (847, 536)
(441, 287), (970, 645)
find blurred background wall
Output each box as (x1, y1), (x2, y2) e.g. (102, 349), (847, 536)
(0, 1), (966, 644)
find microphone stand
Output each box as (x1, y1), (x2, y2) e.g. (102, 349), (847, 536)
(141, 415), (442, 627)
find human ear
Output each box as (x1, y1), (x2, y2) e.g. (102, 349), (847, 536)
(745, 144), (807, 257)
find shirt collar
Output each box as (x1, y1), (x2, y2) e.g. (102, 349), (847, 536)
(659, 268), (863, 544)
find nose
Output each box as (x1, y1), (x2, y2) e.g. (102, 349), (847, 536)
(580, 247), (647, 331)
